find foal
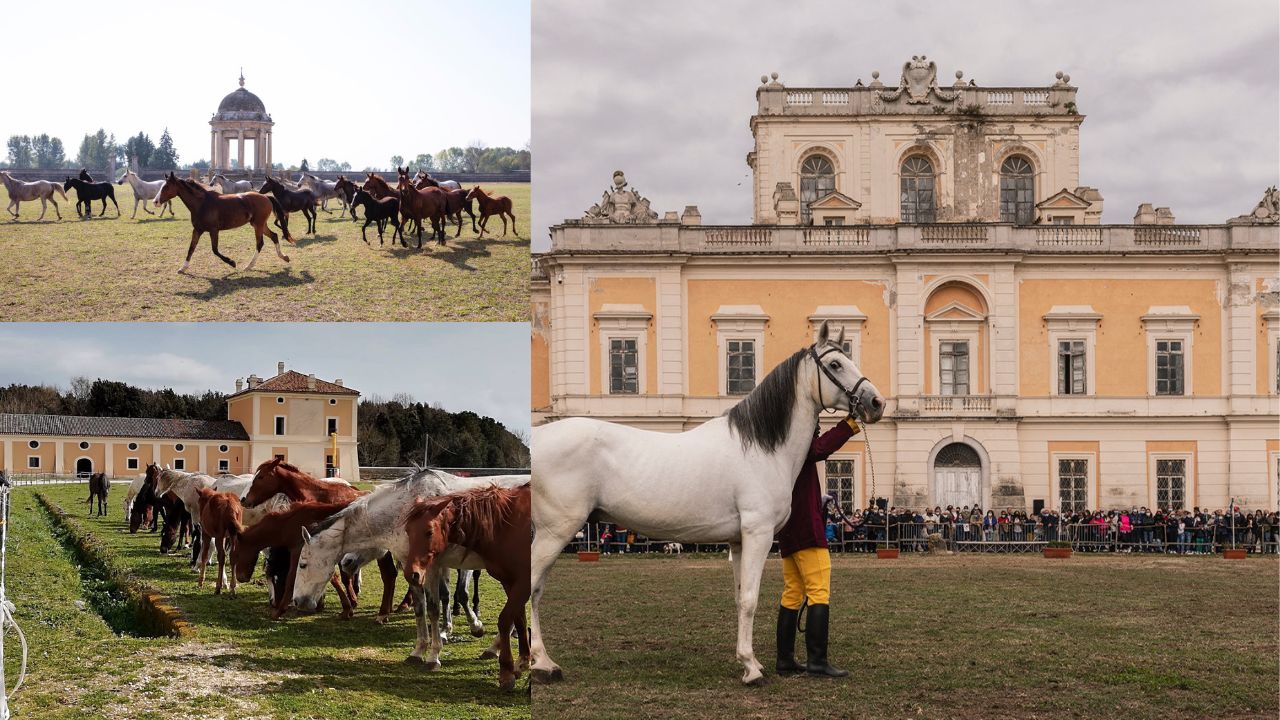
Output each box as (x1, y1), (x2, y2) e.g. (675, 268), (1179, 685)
(64, 177), (120, 218)
(351, 188), (403, 245)
(129, 464), (165, 533)
(466, 186), (518, 239)
(259, 177), (318, 236)
(195, 487), (243, 595)
(155, 173), (292, 273)
(333, 175), (361, 222)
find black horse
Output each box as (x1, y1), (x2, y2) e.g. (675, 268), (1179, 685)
(129, 477), (165, 534)
(350, 188), (403, 245)
(87, 473), (110, 516)
(258, 177), (318, 235)
(64, 177), (120, 218)
(158, 493), (193, 556)
(78, 168), (94, 182)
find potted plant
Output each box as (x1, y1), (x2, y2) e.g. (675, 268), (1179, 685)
(875, 544), (899, 559)
(1042, 540), (1073, 559)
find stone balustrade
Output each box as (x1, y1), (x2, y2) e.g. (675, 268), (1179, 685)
(762, 84), (1079, 117)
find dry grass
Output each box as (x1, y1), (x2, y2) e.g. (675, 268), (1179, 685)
(0, 181), (530, 321)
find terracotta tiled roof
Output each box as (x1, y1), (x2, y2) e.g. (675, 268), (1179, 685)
(231, 370), (359, 398)
(0, 414), (249, 441)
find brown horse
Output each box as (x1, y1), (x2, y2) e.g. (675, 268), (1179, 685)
(363, 173), (397, 200)
(155, 172), (293, 274)
(129, 463), (164, 533)
(87, 473), (110, 516)
(242, 458), (363, 508)
(404, 483), (531, 691)
(466, 186), (519, 239)
(396, 168), (448, 248)
(334, 175), (361, 222)
(415, 177), (477, 237)
(195, 487), (243, 595)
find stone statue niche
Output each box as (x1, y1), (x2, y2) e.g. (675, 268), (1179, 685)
(583, 171), (659, 224)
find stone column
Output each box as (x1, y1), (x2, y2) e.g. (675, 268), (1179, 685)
(237, 130), (245, 172)
(266, 130), (272, 170)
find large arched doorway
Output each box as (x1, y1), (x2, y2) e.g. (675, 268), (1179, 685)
(75, 457), (93, 478)
(933, 442), (983, 508)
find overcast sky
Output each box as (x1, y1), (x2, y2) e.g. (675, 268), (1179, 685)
(5, 0), (529, 170)
(0, 324), (529, 438)
(532, 0), (1279, 250)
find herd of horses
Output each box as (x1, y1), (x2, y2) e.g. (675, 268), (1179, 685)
(1, 167), (519, 273)
(113, 458), (531, 691)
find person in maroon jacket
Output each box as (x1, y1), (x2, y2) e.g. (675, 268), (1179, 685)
(775, 413), (859, 678)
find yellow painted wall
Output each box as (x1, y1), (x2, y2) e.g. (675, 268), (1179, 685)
(1047, 440), (1100, 506)
(331, 398), (355, 436)
(62, 441), (106, 475)
(271, 446), (288, 462)
(1257, 278), (1273, 396)
(588, 276), (657, 395)
(227, 396), (253, 434)
(1019, 279), (1222, 396)
(923, 282), (988, 394)
(111, 442), (154, 476)
(686, 279), (891, 396)
(210, 443), (248, 474)
(531, 332), (550, 410)
(158, 443), (200, 470)
(1146, 440), (1198, 508)
(21, 440), (54, 472)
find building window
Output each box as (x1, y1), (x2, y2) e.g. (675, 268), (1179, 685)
(826, 459), (856, 515)
(726, 339), (756, 395)
(174, 443), (184, 452)
(1058, 458), (1088, 512)
(608, 338), (639, 394)
(1156, 459), (1185, 510)
(219, 444), (228, 453)
(218, 459), (230, 473)
(999, 155), (1034, 224)
(899, 155), (936, 223)
(172, 458), (185, 470)
(79, 441), (90, 450)
(127, 458), (139, 470)
(127, 442), (138, 451)
(823, 217), (845, 226)
(28, 440), (39, 450)
(327, 417), (339, 435)
(27, 456), (39, 469)
(1052, 216), (1074, 225)
(799, 154), (835, 225)
(329, 398), (337, 405)
(276, 397), (285, 404)
(275, 417), (286, 435)
(1155, 340), (1184, 395)
(274, 453), (285, 461)
(1058, 340), (1086, 395)
(939, 341), (970, 395)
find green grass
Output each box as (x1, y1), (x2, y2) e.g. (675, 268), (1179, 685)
(535, 552), (1279, 720)
(0, 182), (530, 321)
(4, 484), (529, 719)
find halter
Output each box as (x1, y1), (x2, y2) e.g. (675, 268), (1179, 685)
(810, 345), (869, 415)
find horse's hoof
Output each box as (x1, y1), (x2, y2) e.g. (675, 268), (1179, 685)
(499, 677), (516, 692)
(423, 660), (441, 672)
(530, 668), (564, 685)
(282, 255), (291, 262)
(403, 655), (424, 665)
(743, 673), (767, 687)
(374, 614), (389, 625)
(471, 626), (485, 638)
(479, 648), (499, 660)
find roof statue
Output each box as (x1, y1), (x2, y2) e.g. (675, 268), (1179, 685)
(876, 55), (959, 105)
(583, 170), (658, 224)
(1229, 186), (1280, 225)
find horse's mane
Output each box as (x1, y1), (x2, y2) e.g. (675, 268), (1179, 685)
(405, 483), (530, 547)
(724, 346), (813, 454)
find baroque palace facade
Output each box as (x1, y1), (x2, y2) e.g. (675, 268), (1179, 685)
(532, 56), (1280, 514)
(0, 363), (360, 481)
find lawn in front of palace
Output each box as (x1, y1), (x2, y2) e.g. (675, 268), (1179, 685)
(0, 182), (529, 321)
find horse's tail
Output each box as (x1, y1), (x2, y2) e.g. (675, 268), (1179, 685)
(53, 184), (67, 200)
(269, 196), (294, 243)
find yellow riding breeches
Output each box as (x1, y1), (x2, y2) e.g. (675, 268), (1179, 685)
(780, 546), (831, 610)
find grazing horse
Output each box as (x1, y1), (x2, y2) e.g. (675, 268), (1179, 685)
(242, 458), (364, 508)
(396, 169), (448, 247)
(351, 188), (403, 245)
(209, 174), (254, 194)
(156, 173), (292, 273)
(63, 177), (120, 218)
(154, 467), (220, 563)
(258, 177), (318, 236)
(0, 170), (66, 221)
(466, 186), (518, 239)
(299, 173), (348, 216)
(404, 483), (532, 691)
(333, 175), (361, 221)
(158, 491), (193, 555)
(129, 463), (166, 533)
(118, 170), (174, 219)
(86, 473), (110, 516)
(530, 322), (887, 686)
(194, 486), (243, 595)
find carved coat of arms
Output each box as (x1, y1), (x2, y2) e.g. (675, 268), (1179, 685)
(878, 55), (958, 105)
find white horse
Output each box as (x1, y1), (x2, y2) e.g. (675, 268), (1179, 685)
(298, 173), (347, 215)
(118, 169), (174, 218)
(415, 171), (462, 191)
(293, 468), (528, 668)
(121, 473), (147, 517)
(0, 170), (66, 221)
(529, 322), (886, 686)
(209, 174), (253, 194)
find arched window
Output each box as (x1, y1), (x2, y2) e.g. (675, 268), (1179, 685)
(799, 154), (835, 225)
(999, 155), (1035, 224)
(900, 155), (936, 223)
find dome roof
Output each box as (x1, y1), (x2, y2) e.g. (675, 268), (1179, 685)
(211, 72), (272, 123)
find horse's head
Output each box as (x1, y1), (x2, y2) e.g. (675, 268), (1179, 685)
(466, 186), (482, 201)
(402, 497), (454, 587)
(294, 517), (347, 612)
(258, 177), (279, 195)
(243, 457), (285, 507)
(144, 462), (160, 487)
(63, 177), (74, 190)
(810, 320), (885, 423)
(155, 173), (181, 204)
(395, 173), (414, 193)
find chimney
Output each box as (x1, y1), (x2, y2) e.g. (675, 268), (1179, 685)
(235, 378), (243, 392)
(307, 373), (316, 391)
(334, 378), (343, 387)
(247, 374), (260, 389)
(277, 361), (285, 376)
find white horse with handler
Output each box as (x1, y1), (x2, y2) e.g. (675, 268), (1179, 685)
(529, 322), (886, 686)
(0, 170), (66, 221)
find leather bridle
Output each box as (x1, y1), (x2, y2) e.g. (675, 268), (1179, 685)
(810, 345), (870, 417)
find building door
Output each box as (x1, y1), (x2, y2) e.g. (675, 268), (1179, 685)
(76, 457), (93, 479)
(933, 442), (982, 508)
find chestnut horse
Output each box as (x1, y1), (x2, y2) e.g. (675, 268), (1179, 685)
(466, 186), (518, 239)
(363, 173), (396, 200)
(404, 483), (531, 691)
(242, 458), (364, 508)
(87, 472), (110, 516)
(396, 168), (448, 247)
(195, 487), (243, 595)
(155, 172), (292, 273)
(415, 177), (476, 237)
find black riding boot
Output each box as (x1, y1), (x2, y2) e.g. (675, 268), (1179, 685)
(775, 606), (804, 675)
(804, 604), (849, 677)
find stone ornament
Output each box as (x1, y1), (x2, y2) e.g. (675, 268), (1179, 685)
(583, 170), (659, 224)
(1230, 186), (1280, 224)
(877, 55), (959, 105)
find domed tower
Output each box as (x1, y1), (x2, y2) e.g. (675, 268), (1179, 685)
(209, 69), (273, 173)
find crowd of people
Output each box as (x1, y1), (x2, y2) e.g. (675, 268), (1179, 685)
(571, 502), (1280, 555)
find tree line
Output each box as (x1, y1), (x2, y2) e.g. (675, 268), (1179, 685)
(0, 381), (528, 469)
(4, 129), (179, 171)
(389, 144), (530, 174)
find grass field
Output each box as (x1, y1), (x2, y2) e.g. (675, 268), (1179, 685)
(2, 484), (529, 720)
(0, 181), (529, 321)
(535, 552), (1279, 720)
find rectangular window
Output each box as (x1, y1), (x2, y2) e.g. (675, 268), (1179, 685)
(1058, 458), (1088, 512)
(825, 459), (855, 515)
(1058, 340), (1086, 395)
(127, 458), (139, 470)
(218, 459), (230, 472)
(726, 340), (756, 395)
(1155, 340), (1184, 395)
(1156, 459), (1186, 510)
(939, 341), (970, 395)
(608, 338), (639, 394)
(823, 217), (845, 226)
(327, 417), (338, 435)
(1052, 216), (1074, 225)
(274, 453), (285, 461)
(27, 456), (39, 469)
(275, 416), (286, 435)
(173, 458), (185, 471)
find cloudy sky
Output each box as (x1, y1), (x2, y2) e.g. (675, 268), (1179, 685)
(532, 0), (1279, 250)
(5, 0), (529, 170)
(0, 324), (529, 438)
